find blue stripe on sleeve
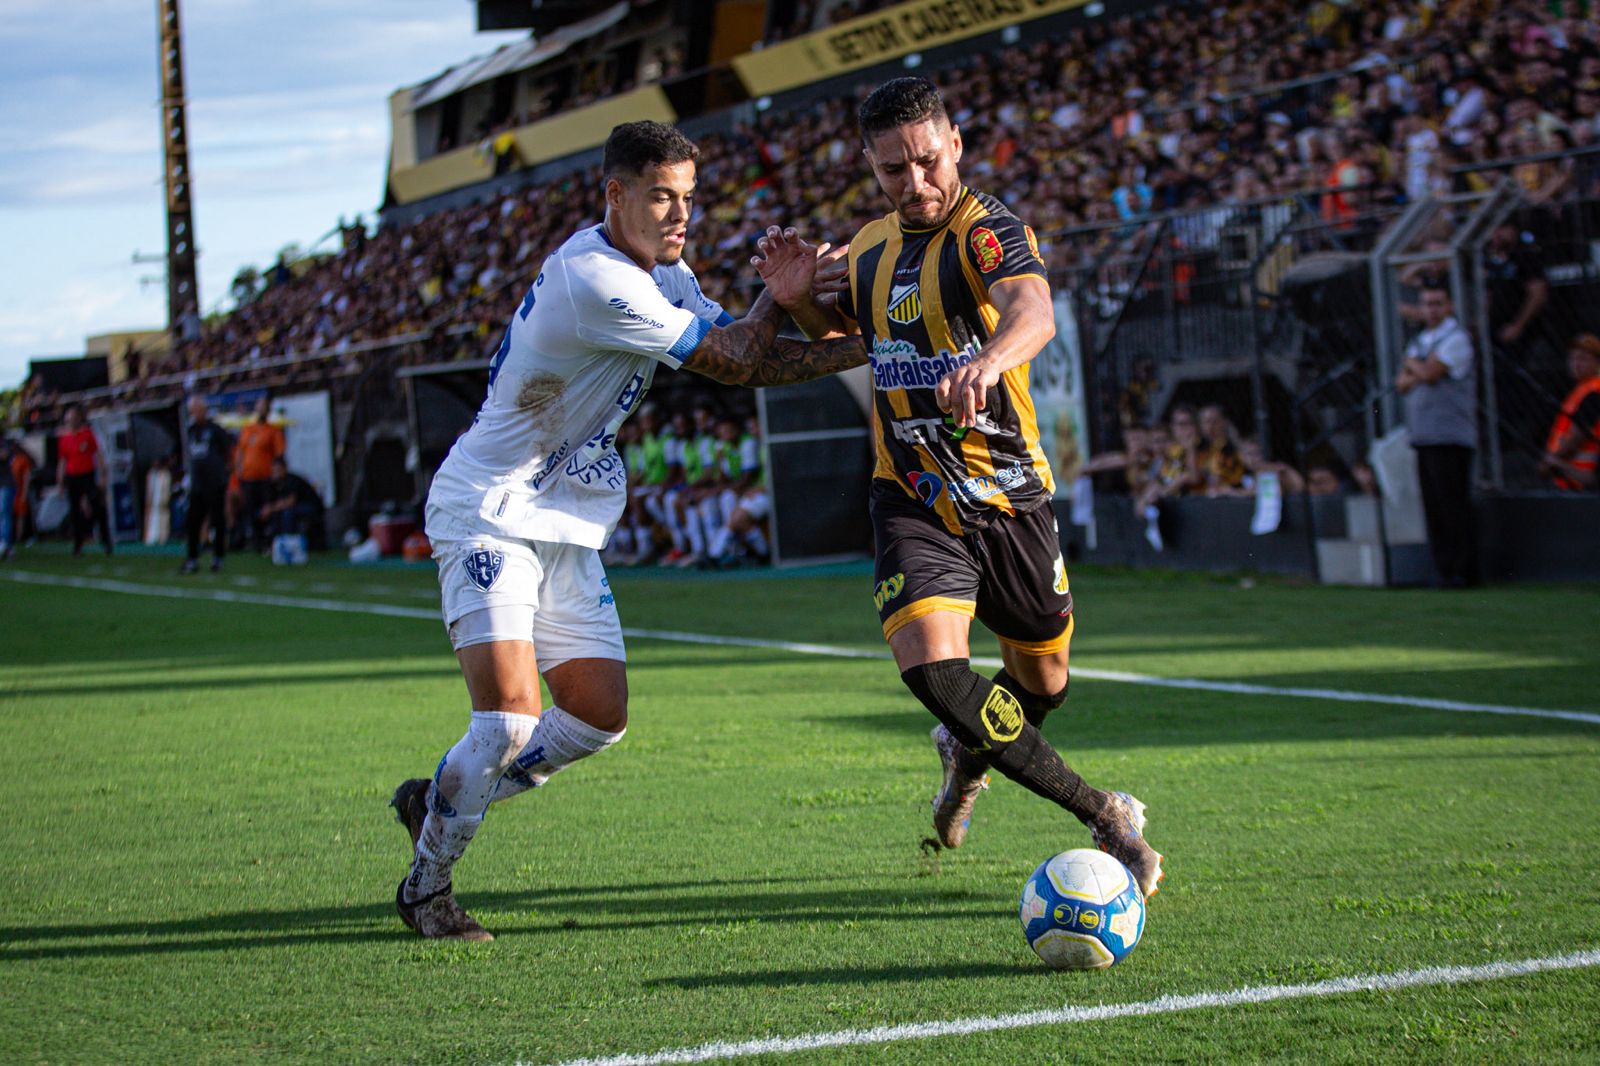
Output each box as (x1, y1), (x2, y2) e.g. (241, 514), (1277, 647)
(715, 310), (735, 327)
(668, 315), (713, 361)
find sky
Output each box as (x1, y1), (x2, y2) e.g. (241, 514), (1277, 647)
(0, 0), (526, 390)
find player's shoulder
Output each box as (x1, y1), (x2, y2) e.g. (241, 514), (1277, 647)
(957, 187), (1030, 232)
(849, 215), (896, 258)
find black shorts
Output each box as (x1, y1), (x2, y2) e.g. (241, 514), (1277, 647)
(870, 480), (1074, 655)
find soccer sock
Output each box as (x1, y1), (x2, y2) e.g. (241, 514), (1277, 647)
(941, 669), (1069, 778)
(903, 659), (1105, 823)
(708, 522), (732, 560)
(685, 504), (706, 555)
(491, 705), (625, 803)
(741, 525), (769, 557)
(611, 527), (634, 555)
(632, 521), (654, 558)
(405, 711), (535, 902)
(664, 501), (686, 552)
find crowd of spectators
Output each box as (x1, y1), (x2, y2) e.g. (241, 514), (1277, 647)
(15, 0), (1599, 482)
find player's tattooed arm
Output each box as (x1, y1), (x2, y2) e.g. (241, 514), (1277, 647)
(683, 289), (867, 387)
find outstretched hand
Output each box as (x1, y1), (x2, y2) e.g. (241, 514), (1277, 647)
(752, 227), (846, 309)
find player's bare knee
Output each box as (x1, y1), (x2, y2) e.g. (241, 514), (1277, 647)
(543, 659), (629, 734)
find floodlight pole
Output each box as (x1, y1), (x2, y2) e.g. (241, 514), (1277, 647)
(156, 0), (200, 341)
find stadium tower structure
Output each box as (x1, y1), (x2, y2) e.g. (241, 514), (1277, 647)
(156, 0), (200, 338)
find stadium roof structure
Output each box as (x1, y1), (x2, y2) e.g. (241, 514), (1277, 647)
(409, 1), (628, 109)
(476, 0), (607, 33)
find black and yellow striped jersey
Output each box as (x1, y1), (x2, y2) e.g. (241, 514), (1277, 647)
(838, 186), (1055, 535)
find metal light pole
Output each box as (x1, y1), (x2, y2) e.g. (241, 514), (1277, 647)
(156, 0), (200, 340)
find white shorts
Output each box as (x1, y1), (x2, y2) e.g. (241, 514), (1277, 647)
(433, 530), (624, 667)
(739, 488), (771, 521)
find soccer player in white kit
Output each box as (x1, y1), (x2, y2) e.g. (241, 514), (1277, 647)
(390, 121), (863, 940)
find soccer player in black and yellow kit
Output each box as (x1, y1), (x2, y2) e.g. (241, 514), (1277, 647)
(751, 77), (1163, 898)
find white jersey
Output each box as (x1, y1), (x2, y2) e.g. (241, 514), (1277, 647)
(426, 224), (730, 547)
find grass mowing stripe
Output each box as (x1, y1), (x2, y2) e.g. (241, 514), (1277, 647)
(534, 948), (1600, 1066)
(7, 569), (1597, 727)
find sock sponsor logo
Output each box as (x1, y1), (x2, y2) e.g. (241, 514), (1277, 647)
(980, 686), (1024, 743)
(873, 572), (905, 610)
(464, 547), (504, 592)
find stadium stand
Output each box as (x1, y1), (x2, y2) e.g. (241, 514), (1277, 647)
(15, 0), (1600, 573)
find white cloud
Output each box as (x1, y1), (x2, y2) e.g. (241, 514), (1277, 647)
(1, 0), (518, 387)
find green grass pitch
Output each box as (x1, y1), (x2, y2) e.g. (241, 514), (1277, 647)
(2, 547), (1598, 1064)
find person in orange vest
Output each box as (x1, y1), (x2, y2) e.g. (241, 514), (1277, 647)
(1320, 132), (1362, 230)
(1539, 333), (1600, 490)
(235, 396), (286, 552)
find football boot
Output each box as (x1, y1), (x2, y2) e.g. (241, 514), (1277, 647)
(1089, 790), (1164, 898)
(930, 725), (990, 849)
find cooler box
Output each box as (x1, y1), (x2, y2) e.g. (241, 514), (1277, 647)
(368, 516), (417, 556)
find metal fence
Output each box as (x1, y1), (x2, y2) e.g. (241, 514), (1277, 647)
(1050, 150), (1600, 494)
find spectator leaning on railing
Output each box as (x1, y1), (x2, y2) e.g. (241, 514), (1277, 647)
(1540, 332), (1600, 490)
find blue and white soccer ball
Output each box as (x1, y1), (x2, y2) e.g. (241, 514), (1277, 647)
(1019, 848), (1146, 969)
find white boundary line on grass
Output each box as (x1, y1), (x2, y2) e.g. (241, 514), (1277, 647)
(532, 949), (1600, 1066)
(6, 569), (1599, 726)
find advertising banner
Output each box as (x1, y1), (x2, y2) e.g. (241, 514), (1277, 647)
(209, 389), (337, 507)
(1032, 291), (1090, 491)
(733, 0), (1091, 97)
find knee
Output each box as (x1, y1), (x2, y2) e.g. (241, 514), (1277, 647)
(575, 698), (627, 735)
(902, 658), (1025, 756)
(994, 667), (1068, 727)
(468, 711), (539, 771)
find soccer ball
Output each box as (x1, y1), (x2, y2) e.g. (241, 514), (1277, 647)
(1019, 848), (1145, 969)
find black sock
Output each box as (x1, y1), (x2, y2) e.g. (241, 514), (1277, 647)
(903, 659), (1104, 823)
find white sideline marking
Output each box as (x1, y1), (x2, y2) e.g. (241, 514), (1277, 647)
(532, 949), (1600, 1066)
(6, 570), (1598, 726)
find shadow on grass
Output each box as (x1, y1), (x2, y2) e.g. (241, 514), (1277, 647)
(0, 877), (1001, 961)
(650, 959), (1041, 989)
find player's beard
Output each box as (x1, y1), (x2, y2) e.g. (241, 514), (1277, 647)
(901, 194), (954, 229)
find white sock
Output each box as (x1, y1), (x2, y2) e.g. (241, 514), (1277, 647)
(708, 523), (732, 559)
(611, 527), (634, 555)
(405, 711), (535, 902)
(492, 705), (624, 803)
(685, 505), (706, 555)
(742, 525), (769, 557)
(665, 503), (686, 552)
(632, 522), (653, 557)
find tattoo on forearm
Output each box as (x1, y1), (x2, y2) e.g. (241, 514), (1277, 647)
(748, 335), (868, 386)
(683, 292), (867, 387)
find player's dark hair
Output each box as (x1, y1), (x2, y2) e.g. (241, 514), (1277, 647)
(1420, 283), (1451, 300)
(858, 77), (949, 144)
(602, 121), (699, 179)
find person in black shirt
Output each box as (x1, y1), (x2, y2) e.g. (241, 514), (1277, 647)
(258, 457), (323, 540)
(181, 395), (234, 574)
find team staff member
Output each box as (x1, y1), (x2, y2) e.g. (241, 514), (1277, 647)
(235, 396), (286, 551)
(755, 77), (1161, 898)
(1539, 333), (1600, 490)
(181, 395), (234, 574)
(388, 121), (866, 941)
(56, 405), (112, 556)
(1395, 285), (1479, 587)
